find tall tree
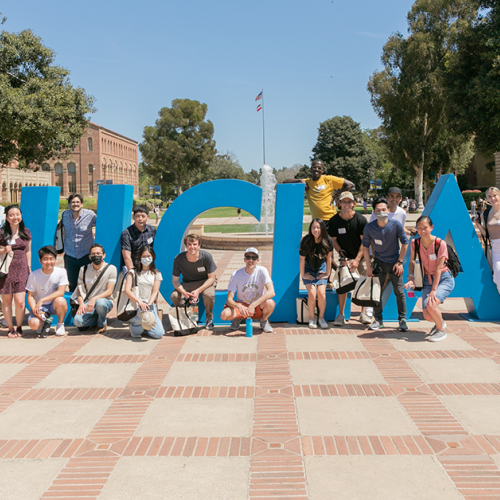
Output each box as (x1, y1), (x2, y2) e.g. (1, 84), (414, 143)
(140, 99), (216, 194)
(311, 115), (375, 193)
(0, 22), (95, 169)
(445, 0), (500, 156)
(196, 151), (246, 183)
(367, 0), (477, 208)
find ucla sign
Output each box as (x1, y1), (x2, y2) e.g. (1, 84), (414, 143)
(20, 174), (500, 324)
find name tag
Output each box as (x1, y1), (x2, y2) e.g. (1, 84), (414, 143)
(8, 239), (15, 245)
(429, 254), (437, 261)
(197, 267), (206, 272)
(147, 237), (153, 244)
(497, 221), (500, 225)
(338, 228), (346, 234)
(86, 278), (93, 284)
(375, 239), (383, 245)
(81, 226), (87, 231)
(316, 185), (325, 191)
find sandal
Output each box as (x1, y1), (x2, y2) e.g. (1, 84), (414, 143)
(7, 327), (16, 338)
(16, 326), (23, 337)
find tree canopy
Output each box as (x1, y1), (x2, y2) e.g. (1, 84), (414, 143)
(0, 22), (95, 169)
(140, 99), (217, 194)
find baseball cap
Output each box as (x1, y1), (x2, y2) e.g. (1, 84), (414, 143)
(338, 192), (354, 202)
(244, 247), (259, 257)
(140, 310), (157, 330)
(388, 187), (402, 195)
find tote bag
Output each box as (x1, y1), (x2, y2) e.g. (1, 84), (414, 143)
(0, 250), (13, 278)
(352, 276), (381, 307)
(116, 270), (139, 321)
(332, 266), (359, 294)
(296, 297), (318, 324)
(168, 303), (201, 337)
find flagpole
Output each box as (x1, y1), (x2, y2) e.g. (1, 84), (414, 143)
(261, 89), (266, 165)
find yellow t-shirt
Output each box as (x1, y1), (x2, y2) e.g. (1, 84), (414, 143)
(305, 175), (344, 221)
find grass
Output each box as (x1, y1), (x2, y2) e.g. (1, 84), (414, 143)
(204, 223), (310, 234)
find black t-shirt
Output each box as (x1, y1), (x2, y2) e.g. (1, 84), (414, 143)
(327, 212), (367, 259)
(299, 235), (334, 272)
(120, 224), (157, 263)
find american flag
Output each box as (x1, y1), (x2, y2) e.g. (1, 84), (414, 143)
(255, 91), (263, 101)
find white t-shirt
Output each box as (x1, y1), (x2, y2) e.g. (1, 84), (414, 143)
(133, 269), (162, 303)
(370, 205), (407, 227)
(26, 267), (69, 305)
(228, 265), (272, 304)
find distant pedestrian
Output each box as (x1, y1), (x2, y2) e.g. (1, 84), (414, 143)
(237, 208), (242, 219)
(470, 199), (477, 218)
(363, 199), (367, 214)
(154, 205), (160, 225)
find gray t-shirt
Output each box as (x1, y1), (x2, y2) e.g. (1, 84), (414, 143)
(363, 219), (409, 264)
(172, 250), (217, 283)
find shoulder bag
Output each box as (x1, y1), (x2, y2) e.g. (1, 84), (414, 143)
(352, 276), (381, 307)
(0, 250), (14, 278)
(55, 210), (68, 255)
(70, 264), (111, 318)
(413, 239), (425, 291)
(116, 269), (139, 321)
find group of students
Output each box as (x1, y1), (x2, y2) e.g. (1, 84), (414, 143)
(289, 159), (456, 341)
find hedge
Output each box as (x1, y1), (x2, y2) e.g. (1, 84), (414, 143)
(462, 191), (485, 210)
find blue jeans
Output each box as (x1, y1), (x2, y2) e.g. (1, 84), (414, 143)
(73, 298), (113, 328)
(129, 303), (165, 339)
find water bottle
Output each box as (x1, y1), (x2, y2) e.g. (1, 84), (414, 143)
(246, 317), (253, 337)
(40, 311), (53, 338)
(407, 282), (415, 298)
(189, 304), (199, 325)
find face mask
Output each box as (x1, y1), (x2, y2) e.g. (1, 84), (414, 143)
(375, 212), (388, 220)
(141, 257), (153, 266)
(90, 255), (103, 265)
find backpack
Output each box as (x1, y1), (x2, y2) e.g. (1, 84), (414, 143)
(415, 237), (460, 279)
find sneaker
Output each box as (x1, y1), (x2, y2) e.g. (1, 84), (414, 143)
(230, 319), (241, 331)
(318, 318), (329, 329)
(55, 322), (66, 336)
(398, 320), (409, 332)
(369, 319), (384, 331)
(308, 319), (317, 329)
(206, 319), (214, 330)
(428, 330), (447, 342)
(0, 318), (7, 328)
(260, 319), (273, 333)
(333, 314), (345, 326)
(427, 325), (437, 336)
(359, 312), (373, 325)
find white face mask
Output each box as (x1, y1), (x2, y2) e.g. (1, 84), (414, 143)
(375, 212), (388, 220)
(141, 257), (153, 266)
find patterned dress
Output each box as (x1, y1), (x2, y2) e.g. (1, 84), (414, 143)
(0, 228), (31, 294)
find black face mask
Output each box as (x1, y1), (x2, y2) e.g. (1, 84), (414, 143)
(90, 255), (103, 265)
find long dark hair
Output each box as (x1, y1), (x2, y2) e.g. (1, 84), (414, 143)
(2, 205), (30, 241)
(301, 218), (330, 260)
(134, 245), (158, 273)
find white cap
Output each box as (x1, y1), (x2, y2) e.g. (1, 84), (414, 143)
(140, 310), (157, 330)
(244, 247), (259, 257)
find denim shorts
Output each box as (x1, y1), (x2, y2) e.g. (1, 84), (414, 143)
(302, 261), (328, 286)
(27, 302), (57, 322)
(422, 271), (455, 309)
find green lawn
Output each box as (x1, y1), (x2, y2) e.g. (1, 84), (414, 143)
(204, 223), (310, 234)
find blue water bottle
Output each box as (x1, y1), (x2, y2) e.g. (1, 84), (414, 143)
(245, 318), (253, 337)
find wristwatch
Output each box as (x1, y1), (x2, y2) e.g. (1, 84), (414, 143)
(397, 260), (403, 265)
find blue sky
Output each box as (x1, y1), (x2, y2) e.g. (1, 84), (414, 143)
(3, 0), (414, 172)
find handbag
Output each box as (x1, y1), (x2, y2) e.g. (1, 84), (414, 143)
(168, 303), (201, 337)
(352, 276), (381, 307)
(0, 250), (14, 278)
(116, 269), (139, 321)
(55, 211), (67, 255)
(332, 265), (359, 294)
(296, 297), (318, 324)
(70, 264), (111, 318)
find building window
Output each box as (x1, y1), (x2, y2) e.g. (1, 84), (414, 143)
(88, 164), (94, 194)
(41, 163), (50, 172)
(68, 162), (76, 193)
(88, 138), (93, 151)
(55, 163), (64, 190)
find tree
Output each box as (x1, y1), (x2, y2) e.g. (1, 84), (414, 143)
(311, 115), (376, 193)
(367, 0), (477, 208)
(445, 0), (500, 156)
(294, 165), (310, 180)
(274, 164), (304, 183)
(0, 23), (95, 169)
(140, 99), (217, 194)
(197, 151), (246, 183)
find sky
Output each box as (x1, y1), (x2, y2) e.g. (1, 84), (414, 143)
(2, 0), (415, 172)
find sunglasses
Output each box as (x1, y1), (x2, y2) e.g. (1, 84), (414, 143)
(245, 255), (258, 261)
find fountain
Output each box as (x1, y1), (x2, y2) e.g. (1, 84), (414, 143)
(259, 164), (277, 235)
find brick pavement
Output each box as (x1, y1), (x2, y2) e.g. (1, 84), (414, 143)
(1, 250), (499, 498)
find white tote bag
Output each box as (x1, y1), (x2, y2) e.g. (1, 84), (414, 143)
(352, 276), (381, 307)
(0, 250), (13, 278)
(332, 266), (359, 294)
(296, 297), (318, 324)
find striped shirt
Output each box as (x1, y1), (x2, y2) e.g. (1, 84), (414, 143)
(62, 209), (97, 259)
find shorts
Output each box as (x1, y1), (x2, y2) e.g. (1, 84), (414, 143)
(422, 271), (455, 309)
(302, 261), (328, 286)
(28, 302), (57, 322)
(225, 302), (264, 320)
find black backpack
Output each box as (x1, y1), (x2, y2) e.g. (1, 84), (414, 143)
(415, 237), (460, 279)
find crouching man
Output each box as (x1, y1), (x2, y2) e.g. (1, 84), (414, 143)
(220, 247), (275, 333)
(26, 246), (69, 337)
(72, 244), (117, 333)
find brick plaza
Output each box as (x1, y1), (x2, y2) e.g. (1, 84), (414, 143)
(0, 249), (500, 499)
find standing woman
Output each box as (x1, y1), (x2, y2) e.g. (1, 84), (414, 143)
(124, 245), (165, 339)
(0, 205), (31, 337)
(475, 187), (500, 293)
(405, 216), (455, 342)
(299, 218), (333, 329)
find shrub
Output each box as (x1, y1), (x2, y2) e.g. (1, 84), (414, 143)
(462, 191), (485, 209)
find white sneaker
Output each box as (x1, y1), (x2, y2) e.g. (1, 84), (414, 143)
(55, 322), (66, 336)
(318, 318), (329, 329)
(260, 320), (273, 333)
(308, 319), (317, 329)
(333, 314), (346, 326)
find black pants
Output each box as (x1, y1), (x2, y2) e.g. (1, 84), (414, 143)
(64, 254), (90, 292)
(373, 259), (407, 322)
